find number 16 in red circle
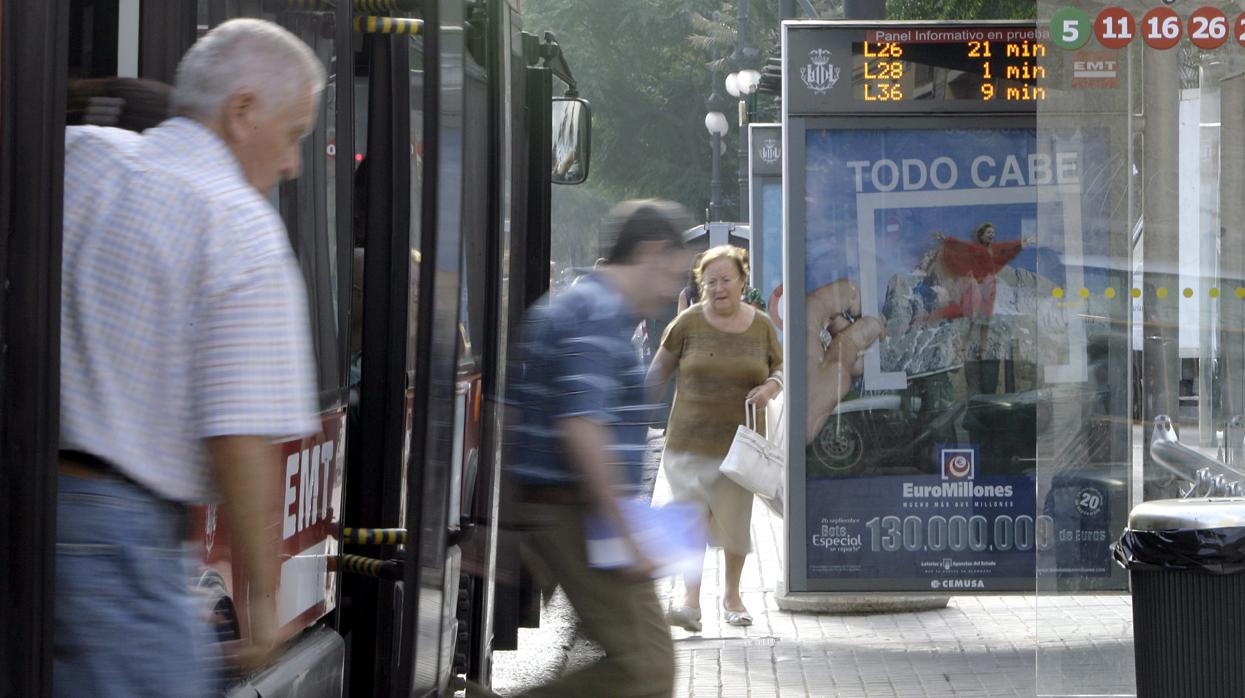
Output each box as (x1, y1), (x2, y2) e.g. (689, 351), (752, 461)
(1142, 7), (1182, 50)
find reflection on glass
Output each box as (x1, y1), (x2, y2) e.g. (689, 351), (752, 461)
(552, 98), (588, 184)
(1032, 8), (1202, 695)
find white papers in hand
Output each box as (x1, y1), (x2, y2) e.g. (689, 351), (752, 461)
(584, 499), (707, 580)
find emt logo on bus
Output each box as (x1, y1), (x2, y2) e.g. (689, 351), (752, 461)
(283, 439), (337, 540)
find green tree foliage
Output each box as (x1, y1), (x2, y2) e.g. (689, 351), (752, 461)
(526, 0), (1036, 270)
(524, 0), (730, 270)
(888, 0), (1035, 20)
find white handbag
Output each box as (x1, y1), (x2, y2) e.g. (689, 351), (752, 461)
(761, 394), (787, 516)
(720, 399), (785, 514)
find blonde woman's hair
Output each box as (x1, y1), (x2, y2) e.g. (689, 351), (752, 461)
(694, 245), (749, 294)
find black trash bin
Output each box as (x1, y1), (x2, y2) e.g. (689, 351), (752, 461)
(1113, 498), (1245, 698)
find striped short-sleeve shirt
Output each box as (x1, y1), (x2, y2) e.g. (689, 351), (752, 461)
(504, 274), (655, 496)
(60, 119), (319, 503)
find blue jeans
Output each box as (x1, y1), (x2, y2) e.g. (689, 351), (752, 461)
(54, 474), (215, 698)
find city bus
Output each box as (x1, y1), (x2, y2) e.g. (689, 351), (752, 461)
(0, 0), (589, 695)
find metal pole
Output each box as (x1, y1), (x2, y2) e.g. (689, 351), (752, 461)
(1198, 62), (1223, 447)
(736, 0), (752, 221)
(711, 131), (722, 221)
(1141, 45), (1182, 500)
(738, 102), (749, 220)
(706, 22), (725, 226)
(843, 0), (885, 19)
(1219, 71), (1245, 436)
(737, 0), (751, 69)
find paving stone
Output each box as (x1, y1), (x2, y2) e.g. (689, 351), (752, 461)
(501, 435), (1142, 697)
(648, 448), (1140, 697)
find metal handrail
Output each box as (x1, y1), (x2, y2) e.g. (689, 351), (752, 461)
(1150, 415), (1245, 497)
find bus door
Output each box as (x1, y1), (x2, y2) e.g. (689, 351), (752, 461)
(344, 1), (474, 693)
(1, 0), (64, 694)
(402, 2), (477, 692)
(454, 0), (523, 685)
(490, 24), (593, 667)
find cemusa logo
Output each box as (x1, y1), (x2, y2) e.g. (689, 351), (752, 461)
(941, 448), (976, 481)
(931, 579), (985, 590)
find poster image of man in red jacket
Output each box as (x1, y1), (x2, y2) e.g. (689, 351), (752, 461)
(923, 222), (1036, 395)
(927, 222), (1035, 324)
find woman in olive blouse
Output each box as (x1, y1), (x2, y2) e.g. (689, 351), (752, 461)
(647, 245), (783, 630)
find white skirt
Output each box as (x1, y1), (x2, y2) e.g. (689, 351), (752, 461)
(661, 448), (753, 555)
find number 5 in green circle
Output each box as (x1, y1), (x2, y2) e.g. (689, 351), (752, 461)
(1051, 6), (1091, 50)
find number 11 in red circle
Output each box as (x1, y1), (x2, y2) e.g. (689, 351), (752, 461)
(1095, 7), (1134, 49)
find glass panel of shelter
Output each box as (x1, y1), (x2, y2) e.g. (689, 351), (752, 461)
(1033, 3), (1239, 695)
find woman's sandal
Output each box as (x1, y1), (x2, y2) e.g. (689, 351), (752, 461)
(666, 605), (703, 632)
(723, 606), (753, 627)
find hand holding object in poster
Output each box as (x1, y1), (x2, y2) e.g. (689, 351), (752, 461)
(806, 279), (883, 445)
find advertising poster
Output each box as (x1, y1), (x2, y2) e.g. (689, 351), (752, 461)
(802, 126), (1116, 591)
(759, 180), (783, 335)
(751, 124), (785, 338)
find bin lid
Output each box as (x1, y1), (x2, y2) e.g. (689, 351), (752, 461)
(1128, 498), (1245, 531)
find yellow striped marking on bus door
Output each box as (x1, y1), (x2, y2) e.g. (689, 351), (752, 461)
(354, 0), (403, 12)
(353, 15), (421, 34)
(342, 527), (407, 545)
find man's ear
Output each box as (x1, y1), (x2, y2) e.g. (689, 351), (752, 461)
(220, 88), (259, 144)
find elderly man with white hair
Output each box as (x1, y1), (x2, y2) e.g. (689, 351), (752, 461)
(57, 19), (324, 697)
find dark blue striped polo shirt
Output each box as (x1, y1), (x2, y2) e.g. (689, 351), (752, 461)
(505, 273), (653, 495)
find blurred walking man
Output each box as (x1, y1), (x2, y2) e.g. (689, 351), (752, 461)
(503, 200), (693, 697)
(57, 19), (323, 697)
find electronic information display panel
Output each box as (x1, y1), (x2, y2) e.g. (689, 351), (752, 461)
(783, 21), (1127, 595)
(787, 22), (1049, 114)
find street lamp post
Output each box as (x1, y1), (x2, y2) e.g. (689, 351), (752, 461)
(704, 110), (728, 221)
(725, 68), (761, 219)
(726, 0), (761, 220)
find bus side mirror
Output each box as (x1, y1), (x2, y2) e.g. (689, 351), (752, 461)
(551, 97), (591, 185)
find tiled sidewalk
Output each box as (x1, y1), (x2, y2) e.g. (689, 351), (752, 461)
(651, 463), (1138, 698)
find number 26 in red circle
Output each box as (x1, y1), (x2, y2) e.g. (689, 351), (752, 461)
(1189, 7), (1228, 50)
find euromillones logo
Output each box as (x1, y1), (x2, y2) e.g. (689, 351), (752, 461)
(800, 48), (840, 94)
(902, 445), (1013, 498)
(760, 138), (781, 164)
(941, 448), (975, 481)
